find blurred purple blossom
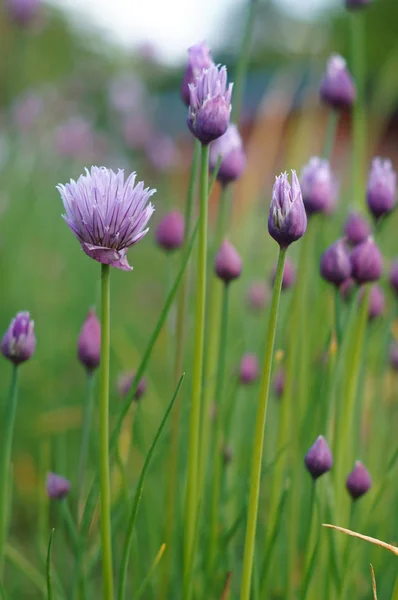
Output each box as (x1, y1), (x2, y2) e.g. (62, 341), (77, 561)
(209, 124), (246, 186)
(358, 284), (385, 321)
(366, 158), (397, 220)
(215, 240), (242, 284)
(6, 0), (41, 26)
(239, 353), (260, 385)
(12, 92), (43, 133)
(117, 371), (147, 401)
(247, 282), (270, 312)
(350, 237), (383, 284)
(300, 157), (338, 215)
(155, 211), (185, 252)
(271, 256), (296, 291)
(181, 41), (213, 106)
(344, 212), (371, 246)
(108, 74), (146, 115)
(146, 135), (179, 173)
(320, 239), (352, 286)
(320, 54), (356, 110)
(77, 309), (101, 372)
(123, 115), (153, 151)
(46, 473), (70, 500)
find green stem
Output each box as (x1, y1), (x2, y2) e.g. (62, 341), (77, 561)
(240, 247), (287, 600)
(350, 12), (366, 209)
(0, 364), (19, 574)
(99, 263), (114, 600)
(207, 284), (230, 579)
(340, 501), (356, 598)
(77, 372), (96, 517)
(301, 482), (317, 599)
(46, 529), (55, 600)
(323, 111), (339, 160)
(183, 143), (210, 598)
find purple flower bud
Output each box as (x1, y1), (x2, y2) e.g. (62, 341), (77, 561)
(340, 277), (356, 303)
(77, 309), (101, 372)
(346, 461), (372, 500)
(187, 65), (233, 145)
(350, 237), (383, 284)
(346, 0), (372, 9)
(304, 435), (333, 480)
(320, 239), (352, 286)
(223, 445), (233, 465)
(146, 135), (179, 173)
(268, 171), (307, 247)
(344, 212), (371, 246)
(320, 54), (356, 110)
(46, 472), (70, 500)
(273, 368), (285, 398)
(271, 257), (296, 291)
(300, 157), (338, 215)
(358, 284), (385, 321)
(366, 158), (397, 220)
(181, 42), (213, 106)
(155, 211), (185, 252)
(1, 312), (36, 365)
(209, 124), (246, 185)
(6, 0), (40, 26)
(389, 343), (398, 371)
(117, 371), (147, 401)
(215, 240), (242, 284)
(239, 353), (260, 385)
(389, 262), (398, 295)
(246, 282), (270, 312)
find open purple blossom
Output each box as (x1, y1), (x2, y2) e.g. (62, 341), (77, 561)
(181, 42), (213, 106)
(1, 312), (36, 365)
(344, 212), (371, 246)
(304, 436), (333, 480)
(320, 239), (351, 286)
(57, 166), (155, 271)
(187, 65), (233, 145)
(320, 54), (356, 110)
(268, 171), (307, 247)
(46, 472), (70, 500)
(300, 157), (338, 215)
(78, 309), (101, 372)
(366, 158), (397, 220)
(209, 124), (246, 185)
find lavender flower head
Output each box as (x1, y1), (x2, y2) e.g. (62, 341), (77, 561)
(117, 371), (147, 401)
(155, 211), (185, 252)
(359, 284), (385, 321)
(320, 54), (356, 110)
(209, 124), (246, 186)
(1, 312), (36, 365)
(57, 167), (155, 271)
(247, 282), (270, 312)
(239, 353), (260, 385)
(389, 261), (398, 296)
(346, 461), (372, 500)
(268, 171), (307, 247)
(46, 472), (70, 500)
(344, 212), (371, 246)
(6, 0), (40, 26)
(366, 158), (397, 220)
(187, 64), (233, 145)
(300, 157), (338, 215)
(350, 237), (383, 284)
(304, 435), (333, 480)
(215, 240), (242, 284)
(181, 42), (213, 106)
(320, 238), (352, 286)
(78, 309), (101, 372)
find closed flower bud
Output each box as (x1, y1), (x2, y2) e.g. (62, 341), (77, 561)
(340, 277), (356, 303)
(366, 158), (397, 220)
(268, 170), (307, 247)
(6, 0), (40, 26)
(304, 435), (333, 480)
(273, 368), (285, 399)
(271, 257), (296, 291)
(320, 54), (356, 110)
(181, 42), (213, 106)
(346, 461), (372, 500)
(247, 282), (270, 312)
(358, 284), (385, 321)
(239, 353), (260, 385)
(346, 0), (372, 9)
(389, 262), (398, 295)
(209, 124), (246, 185)
(215, 240), (242, 284)
(223, 445), (233, 465)
(350, 237), (383, 284)
(187, 65), (233, 145)
(389, 343), (398, 371)
(155, 211), (185, 252)
(1, 312), (36, 365)
(344, 212), (371, 246)
(117, 371), (147, 401)
(77, 309), (101, 372)
(320, 239), (352, 286)
(46, 472), (70, 500)
(300, 157), (338, 215)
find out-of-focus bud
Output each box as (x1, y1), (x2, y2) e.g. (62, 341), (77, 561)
(320, 54), (356, 110)
(209, 124), (246, 186)
(358, 285), (385, 321)
(271, 257), (296, 291)
(117, 371), (147, 401)
(268, 171), (307, 247)
(1, 312), (36, 365)
(181, 42), (213, 106)
(366, 158), (396, 220)
(239, 353), (259, 385)
(215, 240), (242, 284)
(6, 0), (40, 26)
(320, 239), (352, 286)
(77, 309), (101, 372)
(246, 282), (270, 313)
(389, 261), (398, 296)
(350, 238), (383, 284)
(46, 472), (70, 500)
(346, 461), (372, 500)
(344, 212), (371, 246)
(340, 277), (356, 303)
(304, 435), (333, 480)
(300, 157), (338, 216)
(155, 211), (185, 252)
(273, 368), (285, 399)
(389, 343), (398, 371)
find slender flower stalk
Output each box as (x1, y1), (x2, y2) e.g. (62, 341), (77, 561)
(240, 246), (287, 600)
(77, 372), (96, 517)
(350, 12), (366, 209)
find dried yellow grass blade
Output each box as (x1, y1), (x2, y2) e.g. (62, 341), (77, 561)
(370, 564), (377, 600)
(323, 524), (398, 556)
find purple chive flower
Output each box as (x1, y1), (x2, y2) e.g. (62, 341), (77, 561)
(209, 124), (246, 186)
(389, 343), (398, 371)
(268, 171), (307, 247)
(6, 0), (40, 26)
(273, 368), (285, 399)
(389, 262), (398, 295)
(123, 115), (152, 151)
(247, 282), (270, 312)
(320, 239), (352, 286)
(366, 158), (397, 220)
(187, 64), (233, 145)
(346, 0), (372, 9)
(55, 117), (95, 160)
(304, 435), (333, 480)
(358, 284), (385, 321)
(215, 240), (242, 284)
(340, 277), (356, 303)
(181, 42), (213, 106)
(117, 371), (147, 401)
(46, 472), (70, 500)
(320, 54), (356, 110)
(350, 237), (383, 284)
(146, 135), (179, 173)
(346, 461), (372, 500)
(239, 353), (260, 385)
(271, 257), (296, 291)
(77, 309), (101, 372)
(1, 312), (36, 365)
(155, 211), (185, 252)
(300, 157), (338, 216)
(344, 212), (371, 246)
(57, 167), (155, 271)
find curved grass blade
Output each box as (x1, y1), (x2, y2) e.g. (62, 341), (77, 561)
(46, 529), (55, 600)
(117, 374), (185, 600)
(134, 543), (166, 600)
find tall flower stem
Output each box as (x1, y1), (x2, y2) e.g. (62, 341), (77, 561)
(183, 143), (210, 599)
(99, 263), (114, 600)
(301, 482), (318, 599)
(350, 12), (366, 209)
(240, 247), (287, 600)
(0, 364), (19, 574)
(161, 140), (200, 600)
(77, 372), (96, 519)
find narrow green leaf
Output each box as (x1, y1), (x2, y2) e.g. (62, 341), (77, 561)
(46, 529), (55, 600)
(134, 543), (166, 600)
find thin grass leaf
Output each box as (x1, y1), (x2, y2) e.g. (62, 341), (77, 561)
(134, 543), (166, 600)
(323, 524), (398, 556)
(117, 374), (185, 600)
(5, 544), (46, 595)
(370, 564), (378, 600)
(371, 446), (398, 511)
(46, 529), (55, 600)
(302, 509), (322, 599)
(221, 572), (232, 600)
(0, 581), (7, 600)
(208, 155), (222, 193)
